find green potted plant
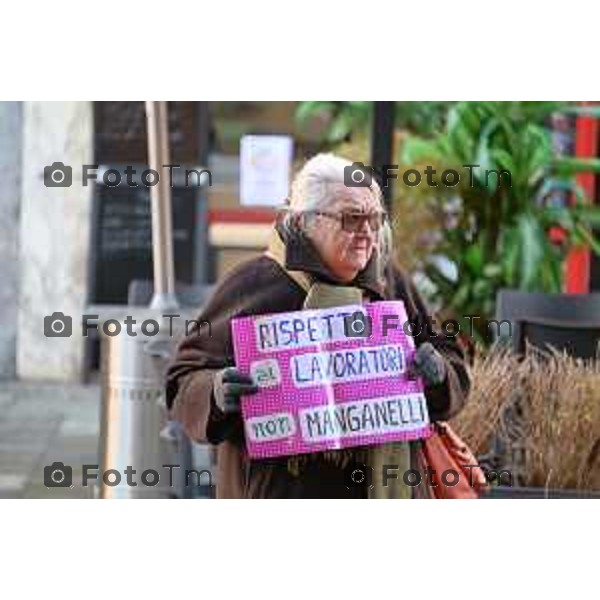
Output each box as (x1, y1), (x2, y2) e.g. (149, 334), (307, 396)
(400, 101), (600, 343)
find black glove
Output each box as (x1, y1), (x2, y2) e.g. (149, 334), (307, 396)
(213, 367), (258, 415)
(407, 342), (447, 388)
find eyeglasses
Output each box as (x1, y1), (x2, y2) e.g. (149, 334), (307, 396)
(310, 210), (387, 233)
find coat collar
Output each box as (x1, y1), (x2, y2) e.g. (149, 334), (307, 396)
(274, 220), (386, 300)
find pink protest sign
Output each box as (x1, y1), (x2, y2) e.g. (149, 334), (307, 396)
(231, 300), (432, 459)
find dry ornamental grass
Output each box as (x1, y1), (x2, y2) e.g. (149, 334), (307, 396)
(451, 344), (600, 491)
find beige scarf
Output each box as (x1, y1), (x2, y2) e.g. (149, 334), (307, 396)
(265, 230), (411, 498)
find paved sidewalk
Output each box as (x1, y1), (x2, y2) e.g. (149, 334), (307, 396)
(0, 380), (216, 499)
(0, 381), (101, 498)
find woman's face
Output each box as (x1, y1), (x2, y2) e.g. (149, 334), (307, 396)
(304, 184), (383, 283)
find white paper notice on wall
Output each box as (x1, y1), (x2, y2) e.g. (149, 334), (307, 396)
(240, 135), (294, 207)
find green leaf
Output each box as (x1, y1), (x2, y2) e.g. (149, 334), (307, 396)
(463, 244), (484, 273)
(515, 214), (547, 290)
(328, 112), (354, 142)
(573, 224), (600, 256)
(401, 136), (443, 164)
(501, 226), (520, 286)
(490, 148), (516, 174)
(294, 101), (334, 126)
(483, 263), (502, 278)
(475, 118), (501, 177)
(572, 205), (600, 227)
(553, 157), (600, 176)
(451, 284), (471, 309)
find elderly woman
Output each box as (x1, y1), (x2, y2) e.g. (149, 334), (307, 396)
(165, 153), (470, 498)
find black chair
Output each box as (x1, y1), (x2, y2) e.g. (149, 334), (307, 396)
(495, 290), (600, 359)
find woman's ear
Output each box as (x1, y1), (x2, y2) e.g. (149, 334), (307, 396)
(277, 208), (301, 236)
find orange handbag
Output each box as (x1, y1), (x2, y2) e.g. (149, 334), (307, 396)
(417, 422), (488, 499)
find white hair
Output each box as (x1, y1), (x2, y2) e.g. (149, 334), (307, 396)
(288, 153), (383, 211)
(282, 153), (393, 273)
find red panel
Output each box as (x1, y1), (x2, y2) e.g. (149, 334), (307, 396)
(565, 102), (598, 293)
(565, 248), (591, 292)
(207, 208), (276, 224)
